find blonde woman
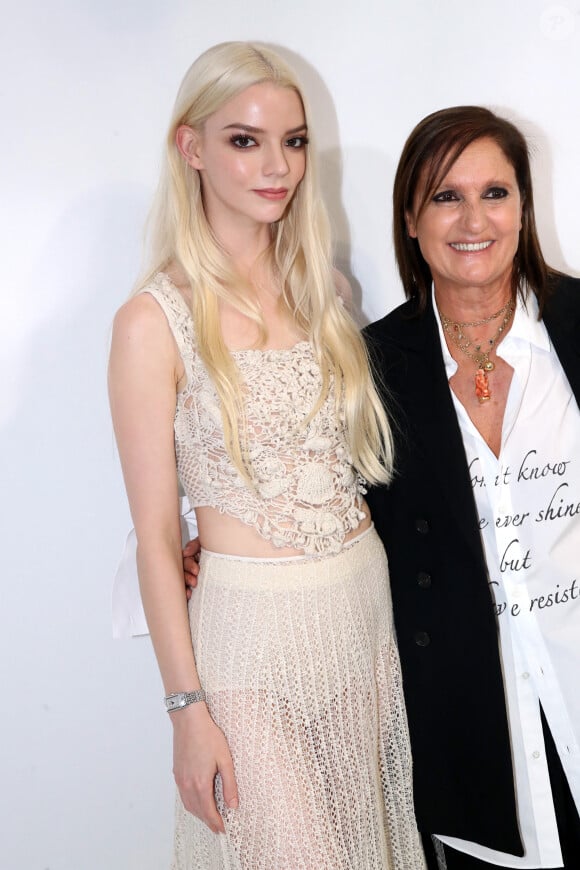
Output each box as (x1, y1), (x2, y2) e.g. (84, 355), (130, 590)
(109, 42), (424, 869)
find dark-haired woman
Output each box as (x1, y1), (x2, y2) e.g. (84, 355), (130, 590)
(365, 106), (580, 869)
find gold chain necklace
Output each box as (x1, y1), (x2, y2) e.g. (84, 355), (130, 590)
(438, 300), (515, 404)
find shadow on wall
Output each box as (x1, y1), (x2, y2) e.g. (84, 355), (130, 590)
(266, 44), (404, 324)
(519, 114), (580, 277)
(266, 46), (359, 306)
(328, 144), (401, 325)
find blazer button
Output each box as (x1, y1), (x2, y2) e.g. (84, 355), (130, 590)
(414, 631), (430, 647)
(417, 571), (432, 588)
(415, 518), (429, 534)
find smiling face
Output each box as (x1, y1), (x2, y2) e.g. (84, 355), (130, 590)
(177, 82), (308, 242)
(406, 137), (523, 298)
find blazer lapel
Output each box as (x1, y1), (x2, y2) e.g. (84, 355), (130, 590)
(394, 298), (484, 560)
(543, 286), (580, 406)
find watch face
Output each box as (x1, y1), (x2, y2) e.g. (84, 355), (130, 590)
(165, 690), (204, 712)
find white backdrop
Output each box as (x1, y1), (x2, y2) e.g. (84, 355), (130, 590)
(1, 1), (579, 867)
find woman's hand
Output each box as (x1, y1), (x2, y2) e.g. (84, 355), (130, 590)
(172, 703), (239, 833)
(183, 538), (201, 599)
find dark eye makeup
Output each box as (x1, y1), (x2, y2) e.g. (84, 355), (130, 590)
(484, 186), (509, 199)
(230, 134), (257, 149)
(432, 185), (510, 204)
(285, 135), (309, 148)
(432, 190), (459, 203)
(228, 133), (309, 150)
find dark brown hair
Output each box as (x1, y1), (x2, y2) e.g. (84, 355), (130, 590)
(393, 106), (555, 313)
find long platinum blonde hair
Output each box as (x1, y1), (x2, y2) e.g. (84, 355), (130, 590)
(138, 41), (393, 484)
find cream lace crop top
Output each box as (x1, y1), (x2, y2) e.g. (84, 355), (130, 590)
(144, 273), (367, 555)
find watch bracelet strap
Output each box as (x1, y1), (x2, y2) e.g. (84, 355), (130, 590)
(164, 690), (206, 712)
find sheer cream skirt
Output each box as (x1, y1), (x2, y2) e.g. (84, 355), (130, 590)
(171, 527), (425, 870)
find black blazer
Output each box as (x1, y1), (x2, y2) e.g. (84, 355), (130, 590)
(364, 275), (580, 855)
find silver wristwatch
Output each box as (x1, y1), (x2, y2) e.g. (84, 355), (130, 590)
(164, 690), (207, 713)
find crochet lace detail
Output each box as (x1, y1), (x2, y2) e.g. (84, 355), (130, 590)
(143, 274), (367, 555)
(172, 533), (427, 869)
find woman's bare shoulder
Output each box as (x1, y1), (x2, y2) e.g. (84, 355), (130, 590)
(110, 290), (182, 383)
(112, 290), (171, 342)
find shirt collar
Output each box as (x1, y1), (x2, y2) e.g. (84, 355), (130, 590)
(432, 285), (551, 379)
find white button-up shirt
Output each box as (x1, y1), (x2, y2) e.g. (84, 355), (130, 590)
(434, 290), (580, 867)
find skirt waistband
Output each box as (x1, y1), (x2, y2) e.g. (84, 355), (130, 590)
(202, 523), (375, 564)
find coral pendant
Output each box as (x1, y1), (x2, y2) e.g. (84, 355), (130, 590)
(475, 368), (491, 403)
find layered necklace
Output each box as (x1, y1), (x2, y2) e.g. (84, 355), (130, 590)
(438, 299), (515, 404)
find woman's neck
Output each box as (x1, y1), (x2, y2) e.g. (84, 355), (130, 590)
(204, 208), (274, 276)
(165, 227), (276, 301)
(434, 278), (514, 323)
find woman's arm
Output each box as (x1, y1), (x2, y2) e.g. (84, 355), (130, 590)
(108, 293), (238, 831)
